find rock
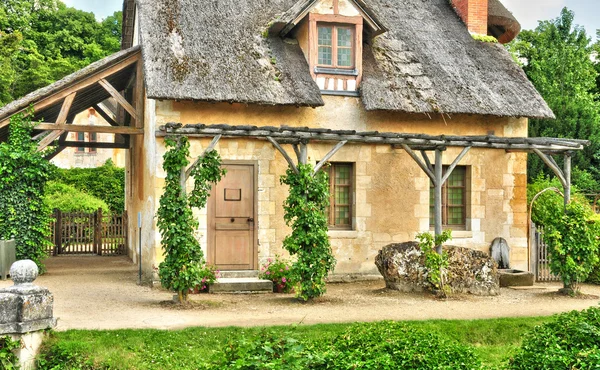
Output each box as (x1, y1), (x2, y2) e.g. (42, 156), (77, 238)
(375, 242), (500, 296)
(490, 238), (510, 269)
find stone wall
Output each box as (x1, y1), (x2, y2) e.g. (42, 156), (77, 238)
(129, 95), (529, 280)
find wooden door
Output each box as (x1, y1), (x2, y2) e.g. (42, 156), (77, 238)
(208, 162), (257, 270)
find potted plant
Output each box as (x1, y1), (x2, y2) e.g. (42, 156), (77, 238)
(189, 263), (220, 293)
(259, 255), (294, 293)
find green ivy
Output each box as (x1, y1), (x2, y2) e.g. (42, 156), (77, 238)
(157, 137), (225, 303)
(0, 110), (51, 271)
(280, 164), (335, 301)
(417, 230), (452, 295)
(0, 336), (20, 370)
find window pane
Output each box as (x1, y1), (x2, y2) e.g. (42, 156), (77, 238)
(335, 206), (350, 225)
(318, 26), (332, 46)
(337, 48), (352, 67)
(448, 206), (464, 225)
(337, 28), (352, 47)
(335, 165), (350, 185)
(77, 132), (85, 141)
(449, 167), (465, 186)
(90, 132), (97, 142)
(318, 46), (332, 65)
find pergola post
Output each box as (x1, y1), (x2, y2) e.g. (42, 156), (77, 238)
(434, 149), (443, 253)
(533, 149), (573, 208)
(563, 153), (571, 206)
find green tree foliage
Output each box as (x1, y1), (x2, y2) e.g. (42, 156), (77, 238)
(157, 137), (225, 304)
(0, 0), (122, 106)
(280, 164), (335, 301)
(44, 181), (109, 214)
(509, 307), (600, 369)
(50, 159), (125, 213)
(509, 8), (600, 189)
(0, 111), (51, 271)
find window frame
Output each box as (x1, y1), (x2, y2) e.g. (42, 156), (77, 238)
(429, 166), (468, 230)
(76, 132), (85, 153)
(88, 132), (97, 153)
(326, 162), (354, 230)
(317, 23), (356, 70)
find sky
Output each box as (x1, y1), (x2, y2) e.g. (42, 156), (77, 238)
(64, 0), (598, 40)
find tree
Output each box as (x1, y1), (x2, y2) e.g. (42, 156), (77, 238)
(510, 8), (600, 190)
(0, 0), (122, 106)
(0, 111), (52, 271)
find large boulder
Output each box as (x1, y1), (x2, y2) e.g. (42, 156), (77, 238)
(375, 242), (499, 296)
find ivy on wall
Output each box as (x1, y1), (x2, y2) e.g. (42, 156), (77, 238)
(281, 164), (335, 301)
(157, 137), (225, 303)
(0, 111), (51, 271)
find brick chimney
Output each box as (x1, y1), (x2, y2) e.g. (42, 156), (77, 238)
(451, 0), (489, 35)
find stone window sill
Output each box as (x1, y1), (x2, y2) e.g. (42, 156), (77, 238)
(451, 230), (473, 239)
(328, 230), (358, 239)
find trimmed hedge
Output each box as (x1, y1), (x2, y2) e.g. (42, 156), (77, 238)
(508, 307), (600, 369)
(45, 181), (110, 214)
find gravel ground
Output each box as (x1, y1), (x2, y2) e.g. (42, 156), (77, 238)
(1, 256), (599, 331)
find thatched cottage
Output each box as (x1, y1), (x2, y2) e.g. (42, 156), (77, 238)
(0, 0), (584, 282)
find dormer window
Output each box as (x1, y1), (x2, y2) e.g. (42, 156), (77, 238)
(272, 0), (386, 96)
(318, 25), (354, 68)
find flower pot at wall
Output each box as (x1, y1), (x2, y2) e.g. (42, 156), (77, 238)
(273, 284), (285, 293)
(0, 239), (16, 280)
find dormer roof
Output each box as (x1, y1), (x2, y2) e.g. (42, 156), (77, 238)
(270, 0), (387, 37)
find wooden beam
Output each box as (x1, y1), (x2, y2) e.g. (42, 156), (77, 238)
(60, 141), (131, 149)
(401, 144), (435, 182)
(185, 135), (222, 180)
(98, 78), (139, 122)
(314, 141), (348, 174)
(267, 137), (299, 174)
(441, 147), (471, 185)
(134, 60), (144, 129)
(92, 104), (120, 127)
(35, 123), (143, 135)
(420, 150), (434, 173)
(564, 153), (572, 206)
(37, 92), (77, 151)
(434, 149), (443, 254)
(533, 149), (567, 189)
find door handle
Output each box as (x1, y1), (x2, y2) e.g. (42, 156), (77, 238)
(247, 218), (254, 222)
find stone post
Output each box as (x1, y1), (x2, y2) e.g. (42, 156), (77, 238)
(0, 260), (57, 370)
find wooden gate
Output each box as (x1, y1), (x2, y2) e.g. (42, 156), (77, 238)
(48, 209), (127, 256)
(530, 222), (560, 282)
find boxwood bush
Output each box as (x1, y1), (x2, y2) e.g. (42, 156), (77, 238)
(508, 307), (600, 369)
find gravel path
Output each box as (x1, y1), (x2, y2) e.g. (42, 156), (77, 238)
(1, 256), (599, 331)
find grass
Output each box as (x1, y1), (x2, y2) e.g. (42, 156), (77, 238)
(37, 317), (551, 369)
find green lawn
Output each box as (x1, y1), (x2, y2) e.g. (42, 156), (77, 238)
(37, 317), (550, 369)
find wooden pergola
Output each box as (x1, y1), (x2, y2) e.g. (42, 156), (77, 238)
(159, 123), (588, 252)
(0, 47), (145, 159)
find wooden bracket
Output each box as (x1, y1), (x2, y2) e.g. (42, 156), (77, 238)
(268, 137), (299, 174)
(98, 78), (138, 122)
(185, 135), (222, 180)
(314, 141), (347, 174)
(37, 92), (76, 151)
(533, 149), (572, 205)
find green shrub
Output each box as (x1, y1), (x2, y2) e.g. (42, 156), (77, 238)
(45, 181), (110, 214)
(211, 322), (482, 369)
(508, 307), (600, 369)
(51, 159), (125, 213)
(259, 255), (295, 293)
(0, 336), (20, 370)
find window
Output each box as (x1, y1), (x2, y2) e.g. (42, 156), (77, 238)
(89, 132), (97, 153)
(317, 24), (354, 69)
(429, 166), (467, 229)
(326, 163), (353, 229)
(76, 132), (85, 152)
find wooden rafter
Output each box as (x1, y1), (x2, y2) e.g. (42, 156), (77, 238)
(98, 78), (138, 122)
(37, 92), (76, 151)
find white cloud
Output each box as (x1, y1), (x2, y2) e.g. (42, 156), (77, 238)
(499, 0), (567, 31)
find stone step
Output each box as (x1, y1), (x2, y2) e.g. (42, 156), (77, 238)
(210, 278), (273, 293)
(219, 270), (260, 279)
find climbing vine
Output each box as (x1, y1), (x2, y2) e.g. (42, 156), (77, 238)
(417, 230), (452, 296)
(0, 110), (51, 271)
(157, 137), (226, 303)
(0, 336), (20, 370)
(281, 164), (335, 301)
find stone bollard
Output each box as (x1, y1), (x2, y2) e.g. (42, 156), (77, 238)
(0, 260), (57, 370)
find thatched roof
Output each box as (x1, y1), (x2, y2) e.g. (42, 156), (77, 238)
(136, 0), (554, 119)
(488, 0), (521, 44)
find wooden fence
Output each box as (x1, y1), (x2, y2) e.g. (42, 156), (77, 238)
(48, 209), (127, 256)
(530, 222), (560, 282)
